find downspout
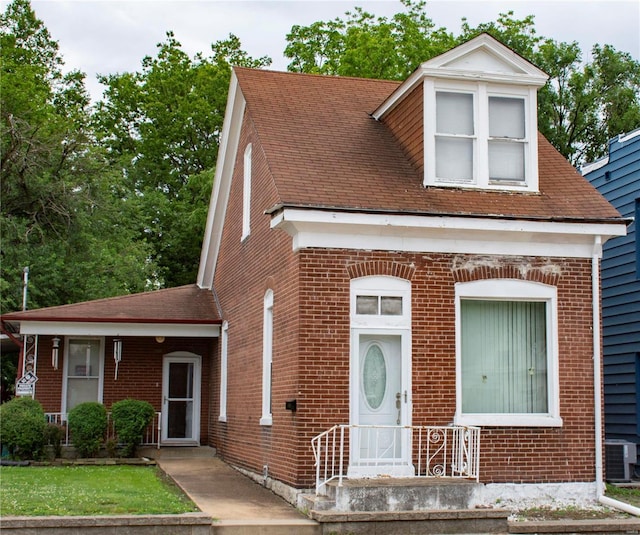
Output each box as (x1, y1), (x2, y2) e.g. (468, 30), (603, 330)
(592, 235), (605, 498)
(592, 236), (640, 516)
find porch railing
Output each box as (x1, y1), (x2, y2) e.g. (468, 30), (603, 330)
(311, 424), (480, 495)
(45, 411), (162, 450)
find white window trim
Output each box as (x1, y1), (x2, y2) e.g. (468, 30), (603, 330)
(260, 290), (274, 426)
(424, 79), (539, 192)
(351, 276), (411, 329)
(454, 279), (562, 427)
(219, 321), (228, 422)
(61, 336), (105, 416)
(241, 143), (252, 241)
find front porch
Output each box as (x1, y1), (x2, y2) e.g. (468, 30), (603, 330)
(305, 424), (505, 533)
(312, 424), (481, 495)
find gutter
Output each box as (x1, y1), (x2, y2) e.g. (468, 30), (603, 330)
(592, 236), (640, 517)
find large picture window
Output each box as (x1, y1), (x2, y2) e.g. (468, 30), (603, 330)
(455, 280), (561, 427)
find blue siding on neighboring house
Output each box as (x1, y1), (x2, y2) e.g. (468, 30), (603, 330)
(584, 128), (640, 457)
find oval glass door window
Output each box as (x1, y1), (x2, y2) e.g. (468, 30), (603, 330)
(363, 344), (386, 410)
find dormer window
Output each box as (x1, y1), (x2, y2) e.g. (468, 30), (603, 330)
(427, 82), (534, 190)
(373, 34), (548, 194)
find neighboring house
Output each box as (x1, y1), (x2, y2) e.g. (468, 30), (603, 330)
(583, 128), (640, 480)
(1, 35), (628, 510)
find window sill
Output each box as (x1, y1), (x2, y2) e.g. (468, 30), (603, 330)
(259, 416), (272, 426)
(455, 414), (563, 427)
(218, 415), (227, 423)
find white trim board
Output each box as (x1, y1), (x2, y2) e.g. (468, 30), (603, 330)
(271, 209), (627, 258)
(18, 321), (220, 338)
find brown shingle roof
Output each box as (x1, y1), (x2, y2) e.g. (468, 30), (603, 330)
(235, 67), (622, 223)
(1, 285), (220, 324)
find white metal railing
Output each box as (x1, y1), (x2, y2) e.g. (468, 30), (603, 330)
(45, 411), (162, 450)
(311, 424), (480, 495)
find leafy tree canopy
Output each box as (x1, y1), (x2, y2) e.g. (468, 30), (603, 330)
(1, 0), (156, 312)
(94, 32), (271, 287)
(285, 0), (640, 165)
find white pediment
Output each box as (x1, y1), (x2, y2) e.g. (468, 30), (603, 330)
(441, 48), (525, 75)
(420, 33), (548, 86)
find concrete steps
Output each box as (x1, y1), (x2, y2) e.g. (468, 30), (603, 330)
(301, 478), (510, 534)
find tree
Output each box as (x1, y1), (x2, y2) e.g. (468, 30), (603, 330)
(285, 1), (640, 166)
(285, 0), (455, 80)
(1, 0), (155, 312)
(94, 33), (271, 287)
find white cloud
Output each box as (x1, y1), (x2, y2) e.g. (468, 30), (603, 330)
(4, 0), (638, 101)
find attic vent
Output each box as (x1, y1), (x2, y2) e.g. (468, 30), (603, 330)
(605, 439), (637, 482)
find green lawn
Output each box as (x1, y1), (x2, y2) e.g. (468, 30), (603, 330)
(0, 465), (199, 516)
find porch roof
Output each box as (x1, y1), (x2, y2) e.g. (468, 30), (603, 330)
(1, 284), (221, 338)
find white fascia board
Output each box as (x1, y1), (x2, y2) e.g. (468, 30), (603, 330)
(197, 71), (246, 289)
(18, 321), (220, 338)
(271, 209), (627, 259)
(419, 68), (547, 87)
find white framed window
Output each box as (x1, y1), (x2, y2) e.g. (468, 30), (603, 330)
(219, 321), (228, 422)
(351, 276), (411, 329)
(425, 80), (538, 192)
(62, 337), (104, 414)
(242, 143), (252, 241)
(260, 290), (273, 426)
(454, 279), (561, 427)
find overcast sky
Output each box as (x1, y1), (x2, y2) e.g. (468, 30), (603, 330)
(6, 0), (640, 102)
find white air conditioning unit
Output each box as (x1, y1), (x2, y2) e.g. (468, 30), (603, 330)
(605, 439), (637, 482)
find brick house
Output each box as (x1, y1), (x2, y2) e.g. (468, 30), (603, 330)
(1, 34), (628, 508)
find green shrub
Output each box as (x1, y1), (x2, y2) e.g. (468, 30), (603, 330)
(0, 397), (47, 460)
(43, 423), (65, 459)
(68, 402), (107, 458)
(111, 399), (155, 457)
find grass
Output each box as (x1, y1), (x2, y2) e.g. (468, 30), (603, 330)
(606, 484), (640, 508)
(0, 465), (199, 516)
(514, 485), (640, 521)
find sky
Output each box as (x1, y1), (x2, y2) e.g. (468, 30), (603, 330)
(5, 0), (640, 102)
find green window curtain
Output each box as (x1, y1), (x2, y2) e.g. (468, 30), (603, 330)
(461, 300), (548, 414)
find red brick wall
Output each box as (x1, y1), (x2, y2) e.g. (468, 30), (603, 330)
(293, 250), (597, 486)
(210, 116), (600, 489)
(211, 112), (302, 485)
(34, 335), (214, 444)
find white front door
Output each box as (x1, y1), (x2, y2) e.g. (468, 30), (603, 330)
(162, 353), (201, 444)
(349, 333), (412, 477)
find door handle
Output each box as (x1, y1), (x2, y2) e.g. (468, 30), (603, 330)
(396, 392), (401, 425)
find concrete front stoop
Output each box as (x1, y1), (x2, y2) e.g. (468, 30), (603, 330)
(300, 478), (510, 534)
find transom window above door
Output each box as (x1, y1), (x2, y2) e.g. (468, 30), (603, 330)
(351, 276), (411, 329)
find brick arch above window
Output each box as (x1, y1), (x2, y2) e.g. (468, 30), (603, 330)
(347, 261), (416, 281)
(450, 255), (561, 287)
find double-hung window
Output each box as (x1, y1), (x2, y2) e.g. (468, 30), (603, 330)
(63, 337), (104, 413)
(455, 280), (561, 427)
(426, 82), (537, 191)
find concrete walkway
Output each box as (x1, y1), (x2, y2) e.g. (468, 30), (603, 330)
(156, 455), (319, 534)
